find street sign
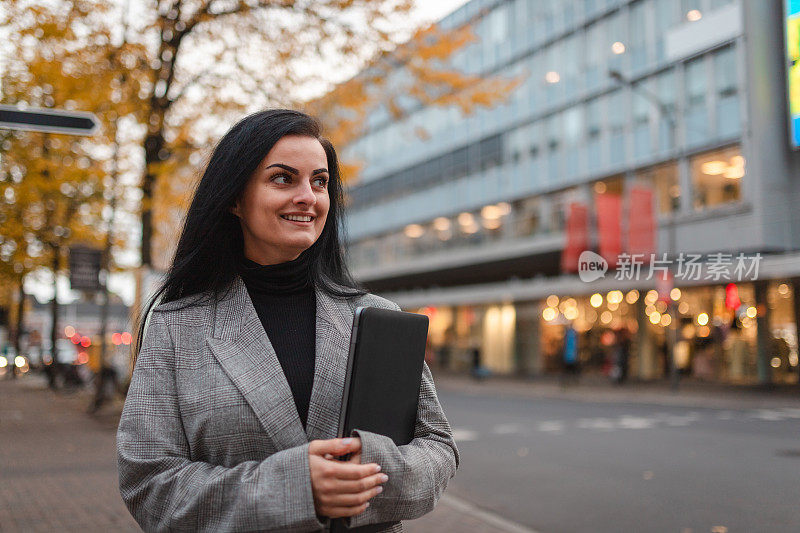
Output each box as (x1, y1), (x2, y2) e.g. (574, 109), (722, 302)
(69, 246), (103, 292)
(0, 104), (99, 136)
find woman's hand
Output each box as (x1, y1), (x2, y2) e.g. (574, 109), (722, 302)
(308, 438), (388, 518)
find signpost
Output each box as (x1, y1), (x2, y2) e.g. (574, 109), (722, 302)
(0, 104), (99, 136)
(68, 246), (103, 292)
(1, 103), (100, 391)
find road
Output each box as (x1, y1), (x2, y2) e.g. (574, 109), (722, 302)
(437, 387), (800, 533)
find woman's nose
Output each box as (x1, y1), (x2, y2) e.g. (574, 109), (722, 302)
(293, 180), (317, 206)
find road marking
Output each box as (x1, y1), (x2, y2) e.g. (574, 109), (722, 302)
(659, 413), (701, 426)
(618, 416), (658, 429)
(439, 493), (542, 533)
(576, 417), (616, 430)
(456, 406), (798, 441)
(452, 428), (479, 442)
(493, 423), (524, 434)
(750, 409), (785, 421)
(537, 421), (565, 432)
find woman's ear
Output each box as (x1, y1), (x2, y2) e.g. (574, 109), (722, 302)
(229, 202), (240, 218)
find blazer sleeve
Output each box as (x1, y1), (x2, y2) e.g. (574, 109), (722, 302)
(117, 310), (325, 533)
(345, 305), (460, 528)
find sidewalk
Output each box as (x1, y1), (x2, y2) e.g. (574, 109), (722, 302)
(0, 374), (525, 533)
(0, 375), (138, 532)
(433, 371), (800, 410)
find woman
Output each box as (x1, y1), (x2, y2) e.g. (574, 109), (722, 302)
(117, 109), (459, 532)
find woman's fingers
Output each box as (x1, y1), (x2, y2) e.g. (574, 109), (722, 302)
(333, 472), (389, 494)
(329, 461), (381, 480)
(322, 484), (384, 508)
(309, 439), (385, 519)
(309, 437), (361, 458)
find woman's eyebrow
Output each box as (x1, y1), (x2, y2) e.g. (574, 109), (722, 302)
(265, 163), (328, 175)
(265, 163), (298, 174)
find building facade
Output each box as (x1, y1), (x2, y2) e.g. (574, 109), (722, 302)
(342, 0), (800, 384)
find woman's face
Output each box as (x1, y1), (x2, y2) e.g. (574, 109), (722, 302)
(232, 135), (330, 265)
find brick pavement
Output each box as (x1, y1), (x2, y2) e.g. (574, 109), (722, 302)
(0, 374), (524, 533)
(0, 375), (139, 532)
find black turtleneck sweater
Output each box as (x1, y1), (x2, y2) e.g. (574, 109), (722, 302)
(238, 250), (316, 429)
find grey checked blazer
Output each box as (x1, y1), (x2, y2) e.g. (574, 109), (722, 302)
(117, 276), (459, 532)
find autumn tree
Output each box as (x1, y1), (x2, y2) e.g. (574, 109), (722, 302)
(1, 0), (140, 385)
(6, 0), (521, 305)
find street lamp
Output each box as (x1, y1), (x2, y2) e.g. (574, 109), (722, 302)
(608, 69), (681, 392)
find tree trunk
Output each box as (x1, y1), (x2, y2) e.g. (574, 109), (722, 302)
(92, 142), (119, 412)
(141, 131), (166, 269)
(48, 248), (60, 389)
(10, 280), (25, 379)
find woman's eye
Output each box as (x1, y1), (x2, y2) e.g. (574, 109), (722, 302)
(272, 174), (291, 184)
(314, 177), (329, 188)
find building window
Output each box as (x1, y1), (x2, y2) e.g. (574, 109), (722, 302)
(714, 45), (739, 138)
(586, 97), (603, 167)
(548, 187), (579, 233)
(690, 145), (744, 210)
(632, 79), (653, 159)
(628, 0), (649, 71)
(584, 21), (604, 90)
(514, 197), (542, 237)
(656, 68), (677, 151)
(487, 4), (509, 45)
(546, 113), (562, 181)
(607, 90), (626, 166)
(684, 56), (709, 144)
(634, 161), (680, 214)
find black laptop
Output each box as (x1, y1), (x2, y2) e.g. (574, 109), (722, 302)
(331, 306), (429, 533)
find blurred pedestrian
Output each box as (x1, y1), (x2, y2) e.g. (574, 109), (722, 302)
(560, 323), (580, 388)
(117, 110), (458, 532)
(611, 327), (631, 385)
(469, 345), (490, 380)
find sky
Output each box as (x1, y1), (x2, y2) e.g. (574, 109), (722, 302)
(22, 0), (472, 307)
(414, 0), (470, 24)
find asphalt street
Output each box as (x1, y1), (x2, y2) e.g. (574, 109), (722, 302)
(437, 388), (800, 533)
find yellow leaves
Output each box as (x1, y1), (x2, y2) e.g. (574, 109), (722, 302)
(413, 126), (430, 140)
(310, 18), (521, 182)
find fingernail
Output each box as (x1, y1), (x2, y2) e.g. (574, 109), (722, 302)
(342, 438), (352, 446)
(365, 502), (370, 508)
(374, 464), (381, 473)
(376, 486), (383, 494)
(380, 474), (388, 482)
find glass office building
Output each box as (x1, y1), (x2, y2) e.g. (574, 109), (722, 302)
(341, 0), (800, 384)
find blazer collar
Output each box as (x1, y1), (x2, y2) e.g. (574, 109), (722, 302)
(206, 276), (353, 449)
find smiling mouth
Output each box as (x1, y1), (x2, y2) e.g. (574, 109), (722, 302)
(281, 215), (314, 223)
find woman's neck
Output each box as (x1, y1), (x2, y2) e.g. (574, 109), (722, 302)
(238, 249), (313, 295)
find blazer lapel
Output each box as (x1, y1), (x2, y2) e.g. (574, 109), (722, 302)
(304, 288), (354, 442)
(206, 277), (308, 450)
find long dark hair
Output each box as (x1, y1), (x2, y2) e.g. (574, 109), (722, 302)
(134, 109), (365, 357)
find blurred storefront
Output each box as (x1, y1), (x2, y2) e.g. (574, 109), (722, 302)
(409, 279), (798, 385)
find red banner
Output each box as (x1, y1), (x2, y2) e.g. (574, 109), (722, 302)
(595, 193), (622, 268)
(561, 202), (589, 273)
(627, 186), (656, 257)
